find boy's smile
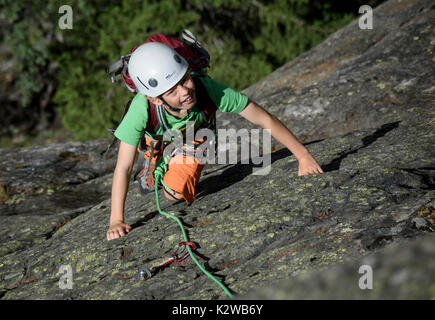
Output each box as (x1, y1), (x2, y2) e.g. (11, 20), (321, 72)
(148, 70), (197, 118)
(162, 70), (196, 111)
(180, 93), (195, 107)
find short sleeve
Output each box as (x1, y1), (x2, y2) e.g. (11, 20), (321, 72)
(114, 94), (149, 146)
(199, 77), (248, 113)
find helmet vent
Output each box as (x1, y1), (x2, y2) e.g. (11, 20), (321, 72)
(148, 78), (158, 87)
(136, 76), (149, 90)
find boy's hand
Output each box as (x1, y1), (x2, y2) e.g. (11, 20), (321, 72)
(107, 222), (132, 241)
(297, 153), (324, 176)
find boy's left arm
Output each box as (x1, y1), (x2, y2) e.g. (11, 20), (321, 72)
(239, 100), (323, 176)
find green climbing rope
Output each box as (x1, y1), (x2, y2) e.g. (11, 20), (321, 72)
(153, 166), (234, 299)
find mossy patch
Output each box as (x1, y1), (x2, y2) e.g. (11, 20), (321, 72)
(0, 183), (10, 203)
(416, 206), (435, 226)
(56, 151), (91, 163)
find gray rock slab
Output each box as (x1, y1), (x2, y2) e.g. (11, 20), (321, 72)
(0, 0), (434, 300)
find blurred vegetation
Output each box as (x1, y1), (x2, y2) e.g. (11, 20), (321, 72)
(0, 0), (384, 146)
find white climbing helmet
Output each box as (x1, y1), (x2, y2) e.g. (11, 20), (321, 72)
(128, 42), (189, 97)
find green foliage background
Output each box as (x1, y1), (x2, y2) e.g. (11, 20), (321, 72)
(1, 0), (384, 143)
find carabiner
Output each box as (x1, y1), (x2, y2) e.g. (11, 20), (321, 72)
(138, 267), (153, 281)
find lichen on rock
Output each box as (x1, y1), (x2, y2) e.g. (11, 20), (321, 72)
(0, 0), (434, 300)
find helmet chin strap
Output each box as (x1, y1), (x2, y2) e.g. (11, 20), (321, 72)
(159, 95), (183, 112)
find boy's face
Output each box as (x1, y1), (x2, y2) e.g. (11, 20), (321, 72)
(149, 70), (196, 110)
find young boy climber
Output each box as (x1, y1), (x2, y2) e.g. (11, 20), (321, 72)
(107, 42), (323, 241)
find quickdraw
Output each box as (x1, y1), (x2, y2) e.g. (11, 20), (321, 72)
(138, 148), (234, 299)
(138, 241), (197, 281)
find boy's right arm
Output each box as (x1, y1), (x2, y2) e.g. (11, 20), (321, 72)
(107, 141), (137, 241)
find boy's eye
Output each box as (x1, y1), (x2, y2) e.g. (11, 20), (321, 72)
(165, 73), (191, 97)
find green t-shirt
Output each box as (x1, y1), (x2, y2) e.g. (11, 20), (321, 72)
(114, 76), (249, 146)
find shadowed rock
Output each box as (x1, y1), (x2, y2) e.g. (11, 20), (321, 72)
(241, 232), (435, 299)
